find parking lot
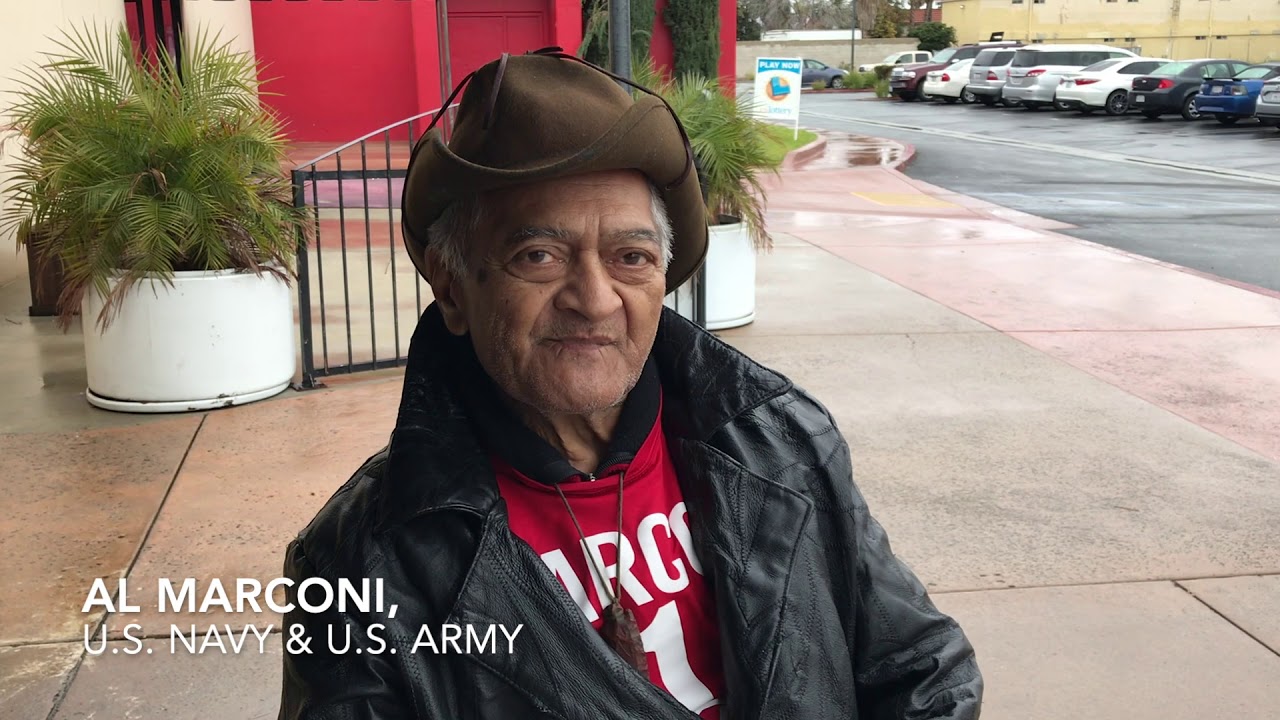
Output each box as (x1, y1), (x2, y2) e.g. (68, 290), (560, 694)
(790, 92), (1280, 293)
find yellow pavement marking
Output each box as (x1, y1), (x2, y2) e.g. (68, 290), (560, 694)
(852, 191), (958, 208)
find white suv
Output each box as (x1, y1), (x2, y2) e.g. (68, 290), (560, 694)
(1003, 45), (1137, 109)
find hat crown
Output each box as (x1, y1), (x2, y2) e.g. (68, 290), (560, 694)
(449, 55), (639, 171)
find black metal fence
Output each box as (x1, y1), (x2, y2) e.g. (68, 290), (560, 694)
(290, 111), (707, 389)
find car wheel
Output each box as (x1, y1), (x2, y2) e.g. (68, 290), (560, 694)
(1105, 90), (1129, 116)
(917, 88), (934, 102)
(961, 88), (977, 104)
(1052, 99), (1072, 112)
(830, 75), (845, 89)
(1181, 94), (1201, 120)
(1214, 114), (1238, 125)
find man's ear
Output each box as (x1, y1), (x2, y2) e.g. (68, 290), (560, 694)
(423, 249), (470, 336)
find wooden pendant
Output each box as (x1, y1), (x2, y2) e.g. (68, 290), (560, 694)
(601, 602), (649, 679)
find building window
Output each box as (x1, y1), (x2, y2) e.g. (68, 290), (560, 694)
(1215, 35), (1228, 39)
(1196, 35), (1207, 40)
(1124, 37), (1135, 42)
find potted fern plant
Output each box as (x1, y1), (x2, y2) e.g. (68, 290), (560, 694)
(1, 25), (310, 412)
(634, 62), (778, 329)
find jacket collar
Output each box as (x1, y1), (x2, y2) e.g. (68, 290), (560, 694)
(376, 303), (792, 530)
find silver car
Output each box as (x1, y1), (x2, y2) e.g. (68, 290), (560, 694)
(968, 48), (1020, 106)
(1257, 79), (1280, 127)
(1003, 45), (1137, 109)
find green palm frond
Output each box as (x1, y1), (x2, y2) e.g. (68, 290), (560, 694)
(654, 74), (779, 251)
(0, 23), (311, 330)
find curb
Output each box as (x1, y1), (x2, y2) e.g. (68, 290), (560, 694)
(781, 134), (829, 171)
(886, 141), (917, 172)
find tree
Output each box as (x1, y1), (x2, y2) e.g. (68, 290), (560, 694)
(665, 0), (720, 79)
(908, 21), (955, 52)
(737, 4), (763, 40)
(869, 0), (905, 37)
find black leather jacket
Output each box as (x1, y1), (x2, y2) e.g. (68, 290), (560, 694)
(278, 305), (982, 719)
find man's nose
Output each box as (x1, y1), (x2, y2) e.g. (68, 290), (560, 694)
(556, 254), (624, 321)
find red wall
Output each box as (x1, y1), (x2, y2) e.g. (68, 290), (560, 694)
(250, 0), (735, 143)
(251, 1), (421, 143)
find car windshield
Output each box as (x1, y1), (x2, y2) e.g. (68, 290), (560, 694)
(1081, 60), (1122, 73)
(932, 48), (958, 64)
(1235, 66), (1276, 79)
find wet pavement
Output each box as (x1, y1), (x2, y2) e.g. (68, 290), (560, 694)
(1, 133), (1278, 719)
(794, 92), (1280, 293)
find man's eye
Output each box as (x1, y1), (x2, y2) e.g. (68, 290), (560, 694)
(620, 252), (652, 266)
(523, 250), (554, 264)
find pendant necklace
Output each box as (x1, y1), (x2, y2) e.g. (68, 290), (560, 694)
(554, 471), (649, 678)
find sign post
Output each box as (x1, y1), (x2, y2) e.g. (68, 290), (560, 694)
(753, 57), (803, 140)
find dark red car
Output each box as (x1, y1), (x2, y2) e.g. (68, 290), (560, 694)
(889, 41), (1023, 101)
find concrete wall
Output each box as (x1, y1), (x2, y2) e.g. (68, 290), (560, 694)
(737, 39), (921, 77)
(183, 0), (256, 59)
(941, 0), (1280, 63)
(0, 0), (128, 297)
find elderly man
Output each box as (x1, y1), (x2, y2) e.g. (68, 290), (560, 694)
(278, 50), (981, 720)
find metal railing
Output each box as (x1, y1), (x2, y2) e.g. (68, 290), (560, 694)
(291, 108), (706, 389)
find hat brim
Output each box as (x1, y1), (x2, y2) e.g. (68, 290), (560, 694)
(401, 96), (708, 294)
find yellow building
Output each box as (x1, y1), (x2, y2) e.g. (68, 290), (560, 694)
(938, 0), (1280, 63)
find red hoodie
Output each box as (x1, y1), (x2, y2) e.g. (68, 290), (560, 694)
(492, 396), (725, 718)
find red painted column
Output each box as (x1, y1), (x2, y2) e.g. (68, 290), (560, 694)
(717, 0), (736, 88)
(650, 0), (674, 74)
(410, 0), (444, 118)
(550, 0), (583, 53)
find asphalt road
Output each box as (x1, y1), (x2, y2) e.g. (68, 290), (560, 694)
(789, 91), (1280, 293)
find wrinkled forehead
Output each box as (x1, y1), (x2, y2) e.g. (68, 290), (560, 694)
(478, 170), (657, 235)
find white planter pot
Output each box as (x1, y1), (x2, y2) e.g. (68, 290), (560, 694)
(82, 269), (295, 413)
(704, 221), (757, 330)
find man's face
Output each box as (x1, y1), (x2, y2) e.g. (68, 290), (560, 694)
(429, 170), (667, 417)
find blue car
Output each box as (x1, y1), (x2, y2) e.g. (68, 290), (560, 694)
(1195, 63), (1280, 124)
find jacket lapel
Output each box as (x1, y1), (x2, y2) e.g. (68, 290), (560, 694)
(672, 440), (815, 720)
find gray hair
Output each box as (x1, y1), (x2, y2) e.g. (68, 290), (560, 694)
(425, 181), (674, 277)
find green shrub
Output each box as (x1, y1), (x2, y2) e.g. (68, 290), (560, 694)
(664, 0), (719, 79)
(853, 72), (877, 90)
(812, 79), (827, 91)
(874, 64), (894, 81)
(875, 79), (891, 98)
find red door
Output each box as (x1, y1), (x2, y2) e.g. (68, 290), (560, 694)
(448, 0), (551, 79)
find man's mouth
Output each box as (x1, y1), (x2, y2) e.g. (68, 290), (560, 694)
(547, 336), (614, 346)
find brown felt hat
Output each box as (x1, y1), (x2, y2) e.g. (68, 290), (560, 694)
(401, 50), (708, 293)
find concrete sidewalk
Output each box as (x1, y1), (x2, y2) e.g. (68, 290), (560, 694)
(1, 134), (1277, 719)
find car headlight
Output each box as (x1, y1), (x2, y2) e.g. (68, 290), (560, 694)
(902, 71), (916, 79)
